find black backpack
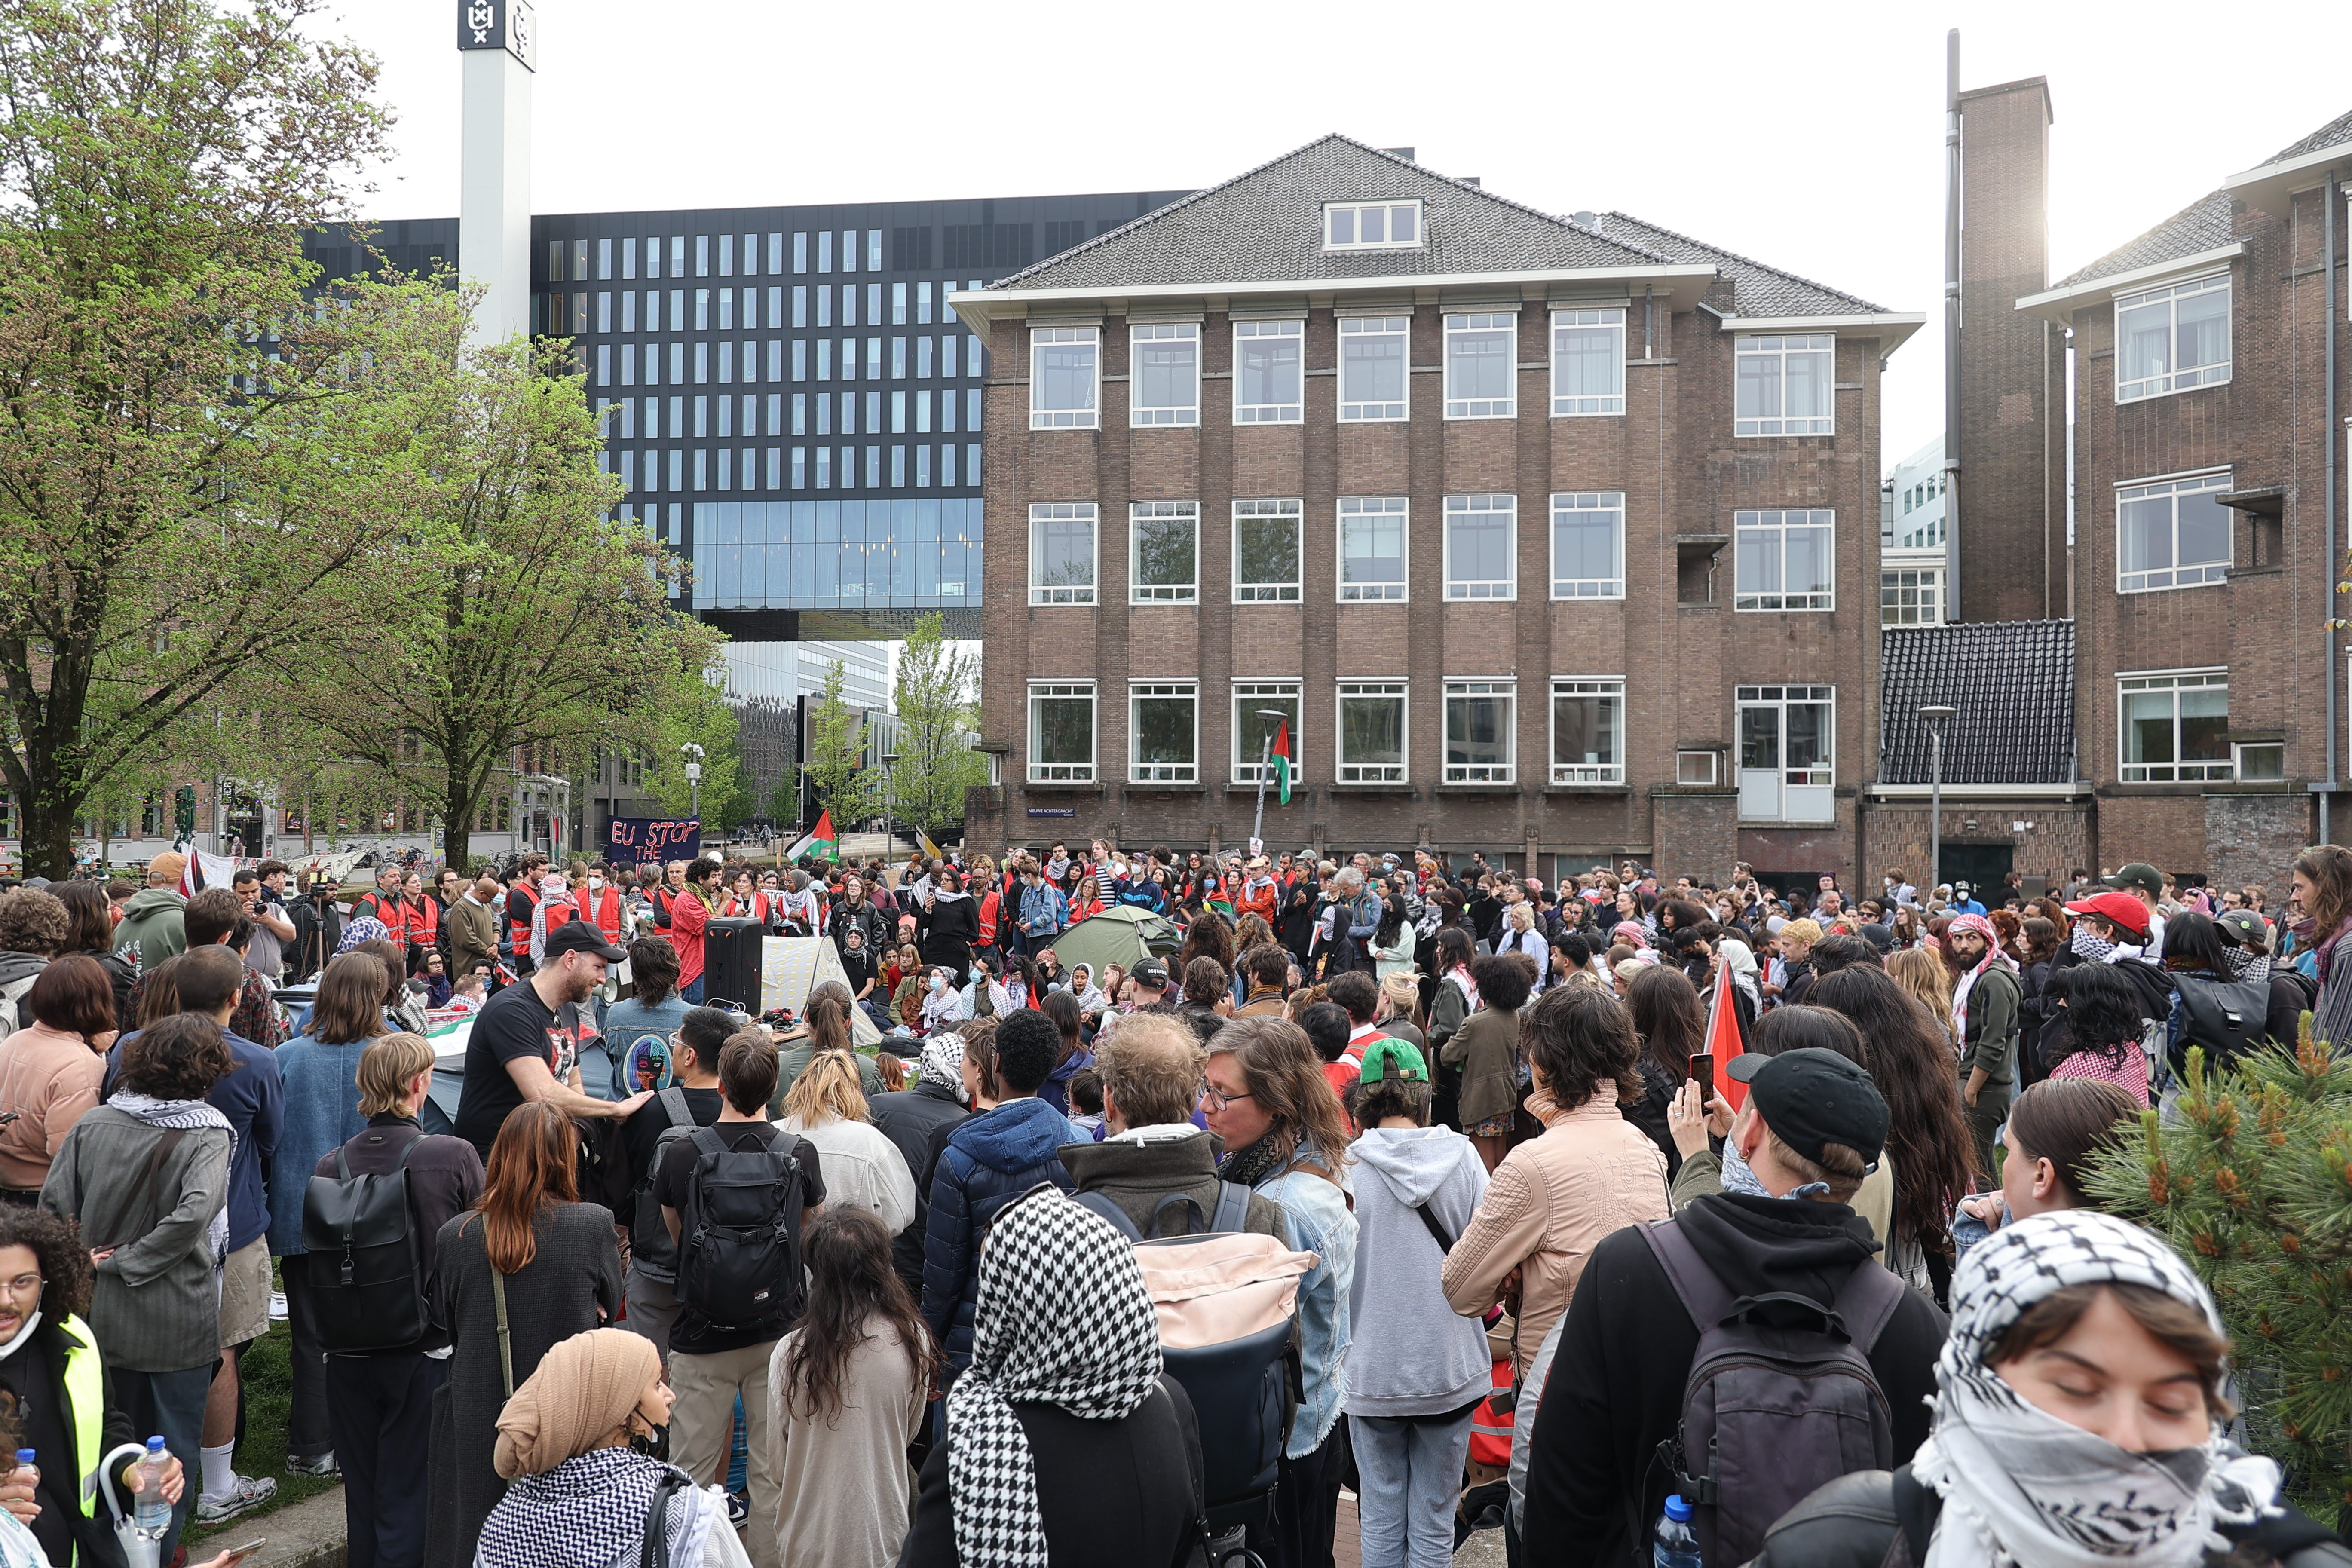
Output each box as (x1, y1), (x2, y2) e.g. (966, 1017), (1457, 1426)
(629, 1087), (701, 1283)
(1639, 1216), (1904, 1567)
(301, 1137), (429, 1353)
(2171, 972), (2271, 1078)
(675, 1125), (808, 1330)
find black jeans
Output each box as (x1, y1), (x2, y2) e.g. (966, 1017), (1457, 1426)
(1247, 1418), (1347, 1568)
(279, 1270), (335, 1460)
(328, 1352), (448, 1568)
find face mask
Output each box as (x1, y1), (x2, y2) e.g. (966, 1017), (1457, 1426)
(928, 974), (945, 993)
(588, 877), (603, 891)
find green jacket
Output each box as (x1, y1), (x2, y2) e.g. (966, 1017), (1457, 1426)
(109, 887), (187, 971)
(1958, 965), (2022, 1085)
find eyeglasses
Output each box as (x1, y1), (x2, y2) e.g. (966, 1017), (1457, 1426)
(1200, 1086), (1255, 1111)
(0, 1272), (42, 1300)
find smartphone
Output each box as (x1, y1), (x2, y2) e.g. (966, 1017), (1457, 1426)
(1687, 1053), (1714, 1089)
(218, 1539), (267, 1567)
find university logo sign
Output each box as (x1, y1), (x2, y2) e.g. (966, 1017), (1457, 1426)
(457, 0), (537, 70)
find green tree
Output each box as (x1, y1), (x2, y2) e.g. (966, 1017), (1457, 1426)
(800, 660), (877, 833)
(641, 663), (745, 829)
(890, 615), (987, 839)
(0, 0), (395, 876)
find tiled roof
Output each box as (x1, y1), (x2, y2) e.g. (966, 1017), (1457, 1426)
(1586, 212), (1890, 317)
(2264, 106), (2352, 163)
(2050, 190), (2239, 290)
(989, 134), (1674, 293)
(1879, 620), (2076, 786)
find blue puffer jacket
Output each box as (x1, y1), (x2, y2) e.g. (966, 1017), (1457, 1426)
(920, 1096), (1078, 1366)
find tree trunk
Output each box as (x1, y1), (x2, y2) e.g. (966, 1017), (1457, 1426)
(443, 773), (481, 874)
(19, 768), (83, 880)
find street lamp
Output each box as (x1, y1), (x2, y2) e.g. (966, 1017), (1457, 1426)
(680, 742), (705, 821)
(879, 753), (899, 852)
(1920, 705), (1955, 896)
(1249, 708), (1290, 854)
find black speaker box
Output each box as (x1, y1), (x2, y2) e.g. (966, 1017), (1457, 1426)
(701, 917), (766, 1012)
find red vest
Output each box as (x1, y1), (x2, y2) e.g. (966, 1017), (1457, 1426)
(573, 885), (623, 940)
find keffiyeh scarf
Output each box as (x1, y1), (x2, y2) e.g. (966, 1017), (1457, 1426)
(107, 1090), (235, 1266)
(1909, 1210), (2278, 1568)
(529, 874), (573, 965)
(2220, 945), (2272, 986)
(337, 916), (388, 953)
(918, 1035), (968, 1102)
(2071, 924), (2119, 965)
(946, 1187), (1163, 1568)
(475, 1446), (715, 1568)
(1946, 914), (2015, 1045)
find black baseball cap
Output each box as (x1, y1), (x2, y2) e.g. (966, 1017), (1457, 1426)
(1726, 1048), (1887, 1169)
(2214, 908), (2271, 950)
(2103, 862), (2165, 896)
(1132, 958), (1169, 987)
(543, 919), (627, 964)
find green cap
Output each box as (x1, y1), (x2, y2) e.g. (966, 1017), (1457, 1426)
(1357, 1036), (1430, 1084)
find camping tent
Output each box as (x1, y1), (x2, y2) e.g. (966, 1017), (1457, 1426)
(760, 935), (885, 1046)
(1046, 906), (1184, 981)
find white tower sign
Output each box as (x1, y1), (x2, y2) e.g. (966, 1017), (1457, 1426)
(458, 0), (536, 345)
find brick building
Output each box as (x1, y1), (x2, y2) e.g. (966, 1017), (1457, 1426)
(954, 136), (1922, 879)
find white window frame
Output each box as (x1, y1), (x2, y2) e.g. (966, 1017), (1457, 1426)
(1550, 491), (1625, 599)
(1338, 496), (1409, 602)
(1880, 566), (1944, 626)
(1027, 681), (1096, 783)
(1130, 322), (1200, 427)
(1734, 333), (1835, 436)
(2115, 271), (2232, 403)
(1338, 315), (1411, 421)
(1129, 681), (1199, 785)
(1550, 678), (1626, 784)
(1337, 681), (1409, 783)
(1028, 502), (1098, 606)
(1322, 200), (1423, 251)
(1232, 681), (1302, 786)
(2235, 741), (2285, 782)
(1675, 750), (1720, 786)
(1550, 308), (1626, 416)
(2116, 469), (2232, 594)
(1232, 498), (1303, 603)
(1733, 508), (1836, 612)
(1029, 326), (1099, 430)
(1233, 319), (1304, 424)
(1129, 500), (1199, 604)
(1444, 313), (1517, 419)
(2118, 668), (2232, 782)
(1442, 679), (1516, 784)
(1444, 493), (1516, 600)
(1736, 684), (1836, 822)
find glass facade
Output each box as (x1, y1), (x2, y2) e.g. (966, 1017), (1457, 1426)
(689, 497), (982, 612)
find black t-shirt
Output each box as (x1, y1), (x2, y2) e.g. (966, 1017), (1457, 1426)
(839, 945), (876, 995)
(625, 1085), (725, 1191)
(654, 1122), (826, 1354)
(454, 980), (594, 1155)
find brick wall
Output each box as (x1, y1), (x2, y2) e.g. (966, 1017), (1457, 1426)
(2203, 791), (2312, 892)
(1858, 800), (2093, 889)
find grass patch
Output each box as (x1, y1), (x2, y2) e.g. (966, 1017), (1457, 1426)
(181, 1320), (340, 1545)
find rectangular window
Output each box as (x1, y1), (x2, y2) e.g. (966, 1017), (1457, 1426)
(1551, 308), (1626, 416)
(1735, 334), (1834, 436)
(1029, 327), (1099, 429)
(867, 283), (881, 326)
(718, 234), (733, 276)
(1234, 320), (1303, 423)
(837, 231), (855, 273)
(1338, 682), (1408, 782)
(720, 291), (736, 331)
(917, 337), (933, 379)
(765, 447), (779, 489)
(2116, 273), (2232, 402)
(669, 237), (685, 277)
(548, 239), (565, 281)
(791, 392), (805, 435)
(916, 390), (932, 432)
(1880, 567), (1942, 626)
(868, 231), (882, 271)
(1232, 499), (1303, 602)
(816, 340), (830, 381)
(892, 337), (906, 378)
(942, 444), (958, 486)
(1444, 493), (1516, 600)
(891, 390), (906, 433)
(919, 281), (933, 324)
(866, 338), (881, 378)
(644, 289), (661, 332)
(769, 233), (783, 275)
(622, 237), (637, 280)
(594, 344), (610, 386)
(1339, 316), (1409, 421)
(791, 447), (806, 488)
(692, 449), (707, 491)
(1029, 502), (1097, 605)
(890, 444), (905, 486)
(793, 232), (808, 274)
(1029, 682), (1096, 783)
(892, 282), (907, 324)
(693, 342), (708, 384)
(1132, 323), (1200, 426)
(864, 445), (879, 487)
(915, 444), (930, 487)
(1737, 685), (1835, 822)
(1445, 314), (1516, 418)
(1338, 496), (1407, 601)
(1550, 492), (1625, 599)
(2117, 470), (2231, 592)
(968, 442), (981, 483)
(694, 235), (708, 278)
(1443, 680), (1515, 784)
(693, 396), (708, 437)
(621, 291), (636, 334)
(595, 291), (611, 333)
(2119, 669), (2232, 781)
(943, 334), (958, 378)
(1323, 201), (1422, 250)
(817, 232), (831, 273)
(1733, 509), (1835, 611)
(1232, 682), (1302, 785)
(1130, 500), (1199, 603)
(1676, 750), (1719, 786)
(1550, 679), (1625, 783)
(1129, 683), (1198, 784)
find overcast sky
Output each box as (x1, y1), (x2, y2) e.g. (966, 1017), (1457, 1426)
(323, 0), (2348, 471)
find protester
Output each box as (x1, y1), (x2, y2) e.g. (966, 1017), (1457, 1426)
(1624, 963), (1705, 1178)
(766, 1207), (937, 1568)
(868, 1031), (971, 1298)
(319, 1034), (485, 1568)
(620, 1007), (737, 1363)
(1442, 952), (1533, 1173)
(453, 919), (645, 1157)
(1751, 1210), (2342, 1568)
(39, 1012), (234, 1559)
(2292, 845), (2352, 1050)
(1037, 989), (1092, 1115)
(427, 1101), (625, 1568)
(1958, 1076), (2141, 1237)
(1201, 1016), (1357, 1568)
(1947, 910), (2023, 1180)
(110, 852), (189, 970)
(669, 856), (722, 1004)
(475, 1327), (752, 1568)
(897, 1187), (1207, 1568)
(0, 954), (117, 1200)
(1346, 1044), (1488, 1568)
(50, 880), (136, 1032)
(2043, 961), (2156, 1104)
(775, 1029), (915, 1236)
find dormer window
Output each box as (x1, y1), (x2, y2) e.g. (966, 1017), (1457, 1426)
(1325, 202), (1421, 251)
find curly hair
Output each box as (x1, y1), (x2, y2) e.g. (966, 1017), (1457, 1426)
(1467, 952), (1532, 1013)
(0, 1204), (92, 1321)
(0, 888), (70, 959)
(1522, 983), (1642, 1110)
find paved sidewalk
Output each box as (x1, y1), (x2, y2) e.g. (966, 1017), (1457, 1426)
(1334, 1489), (1510, 1566)
(240, 1484), (346, 1568)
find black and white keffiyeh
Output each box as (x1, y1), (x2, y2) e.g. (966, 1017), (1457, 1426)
(474, 1446), (715, 1568)
(107, 1090), (234, 1266)
(945, 1184), (1163, 1568)
(1909, 1210), (2278, 1568)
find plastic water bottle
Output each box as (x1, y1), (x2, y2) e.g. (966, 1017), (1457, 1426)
(8, 1449), (31, 1491)
(132, 1438), (170, 1537)
(1654, 1493), (1702, 1568)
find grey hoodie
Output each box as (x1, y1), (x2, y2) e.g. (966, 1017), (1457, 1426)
(1344, 1124), (1492, 1418)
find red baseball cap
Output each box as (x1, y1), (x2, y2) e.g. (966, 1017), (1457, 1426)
(2064, 889), (2150, 938)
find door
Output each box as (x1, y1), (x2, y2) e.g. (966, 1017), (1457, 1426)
(1739, 702), (1781, 819)
(1938, 845), (2014, 903)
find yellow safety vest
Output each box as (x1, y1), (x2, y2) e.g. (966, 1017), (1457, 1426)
(56, 1314), (106, 1521)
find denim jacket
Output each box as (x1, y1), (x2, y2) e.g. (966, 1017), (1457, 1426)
(1254, 1142), (1357, 1457)
(1017, 882), (1069, 937)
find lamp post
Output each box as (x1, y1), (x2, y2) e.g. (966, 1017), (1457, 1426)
(1920, 705), (1955, 895)
(680, 742), (705, 821)
(879, 752), (899, 854)
(1249, 708), (1289, 854)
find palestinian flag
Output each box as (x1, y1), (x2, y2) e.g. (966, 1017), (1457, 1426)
(1271, 720), (1292, 806)
(1704, 954), (1748, 1110)
(784, 808), (838, 863)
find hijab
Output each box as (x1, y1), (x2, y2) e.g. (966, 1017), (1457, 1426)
(1909, 1211), (2277, 1568)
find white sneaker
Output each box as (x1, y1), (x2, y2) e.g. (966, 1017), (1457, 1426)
(195, 1474), (276, 1523)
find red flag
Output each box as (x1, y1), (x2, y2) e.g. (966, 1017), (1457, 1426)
(1704, 954), (1747, 1110)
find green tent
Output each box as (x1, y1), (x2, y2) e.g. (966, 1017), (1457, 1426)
(1044, 906), (1184, 980)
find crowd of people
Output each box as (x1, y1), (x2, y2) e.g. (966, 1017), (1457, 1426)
(0, 833), (2347, 1567)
